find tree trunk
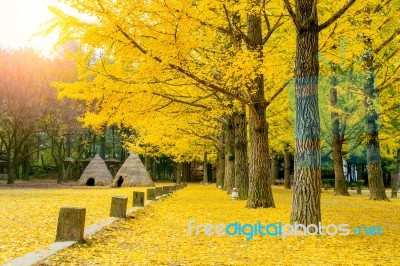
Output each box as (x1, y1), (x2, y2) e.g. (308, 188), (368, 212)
(284, 146), (291, 189)
(22, 143), (30, 181)
(290, 0), (321, 226)
(392, 150), (400, 197)
(270, 151), (278, 186)
(246, 9), (275, 208)
(234, 107), (249, 199)
(330, 67), (349, 196)
(145, 155), (151, 172)
(224, 115), (235, 193)
(363, 39), (388, 201)
(152, 158), (158, 180)
(182, 162), (190, 182)
(99, 126), (106, 159)
(7, 160), (16, 184)
(216, 123), (225, 188)
(203, 152), (208, 184)
(176, 162), (182, 183)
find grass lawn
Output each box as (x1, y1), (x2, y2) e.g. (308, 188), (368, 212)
(33, 184), (400, 266)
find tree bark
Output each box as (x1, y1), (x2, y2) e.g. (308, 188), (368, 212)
(270, 151), (278, 186)
(246, 10), (275, 208)
(176, 162), (182, 183)
(290, 0), (321, 226)
(22, 143), (30, 181)
(234, 106), (249, 199)
(216, 123), (225, 188)
(330, 67), (349, 196)
(224, 115), (235, 193)
(284, 146), (291, 189)
(363, 39), (388, 201)
(392, 150), (400, 197)
(203, 152), (208, 184)
(99, 126), (106, 159)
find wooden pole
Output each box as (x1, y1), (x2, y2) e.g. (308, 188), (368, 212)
(147, 188), (156, 200)
(133, 191), (144, 207)
(56, 207), (85, 242)
(110, 196), (128, 218)
(155, 187), (163, 197)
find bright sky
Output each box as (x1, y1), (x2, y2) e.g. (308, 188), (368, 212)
(0, 0), (59, 57)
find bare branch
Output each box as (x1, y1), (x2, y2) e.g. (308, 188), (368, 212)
(262, 13), (285, 45)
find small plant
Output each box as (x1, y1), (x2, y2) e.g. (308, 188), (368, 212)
(356, 180), (364, 189)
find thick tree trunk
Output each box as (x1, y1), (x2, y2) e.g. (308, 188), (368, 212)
(284, 146), (291, 189)
(330, 69), (349, 196)
(224, 115), (235, 193)
(246, 9), (275, 208)
(363, 40), (388, 201)
(290, 0), (321, 226)
(234, 107), (249, 199)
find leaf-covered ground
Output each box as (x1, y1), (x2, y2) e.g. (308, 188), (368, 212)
(37, 184), (399, 266)
(0, 184), (173, 264)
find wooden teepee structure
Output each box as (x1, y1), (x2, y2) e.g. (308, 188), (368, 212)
(78, 154), (113, 186)
(111, 151), (155, 187)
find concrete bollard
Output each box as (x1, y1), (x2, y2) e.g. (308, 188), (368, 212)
(110, 196), (128, 218)
(56, 207), (86, 242)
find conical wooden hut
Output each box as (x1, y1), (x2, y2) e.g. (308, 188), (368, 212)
(111, 151), (155, 187)
(78, 154), (113, 186)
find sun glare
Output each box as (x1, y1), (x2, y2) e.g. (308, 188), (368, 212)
(0, 0), (59, 57)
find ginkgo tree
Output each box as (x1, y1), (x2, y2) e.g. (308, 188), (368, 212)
(47, 0), (293, 208)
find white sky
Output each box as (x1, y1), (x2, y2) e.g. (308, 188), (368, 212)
(0, 0), (59, 57)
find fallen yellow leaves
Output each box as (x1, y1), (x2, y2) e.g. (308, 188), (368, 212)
(34, 185), (399, 265)
(0, 185), (159, 264)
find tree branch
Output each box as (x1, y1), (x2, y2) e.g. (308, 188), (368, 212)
(262, 13), (285, 45)
(266, 78), (292, 107)
(318, 0), (356, 31)
(283, 0), (299, 29)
